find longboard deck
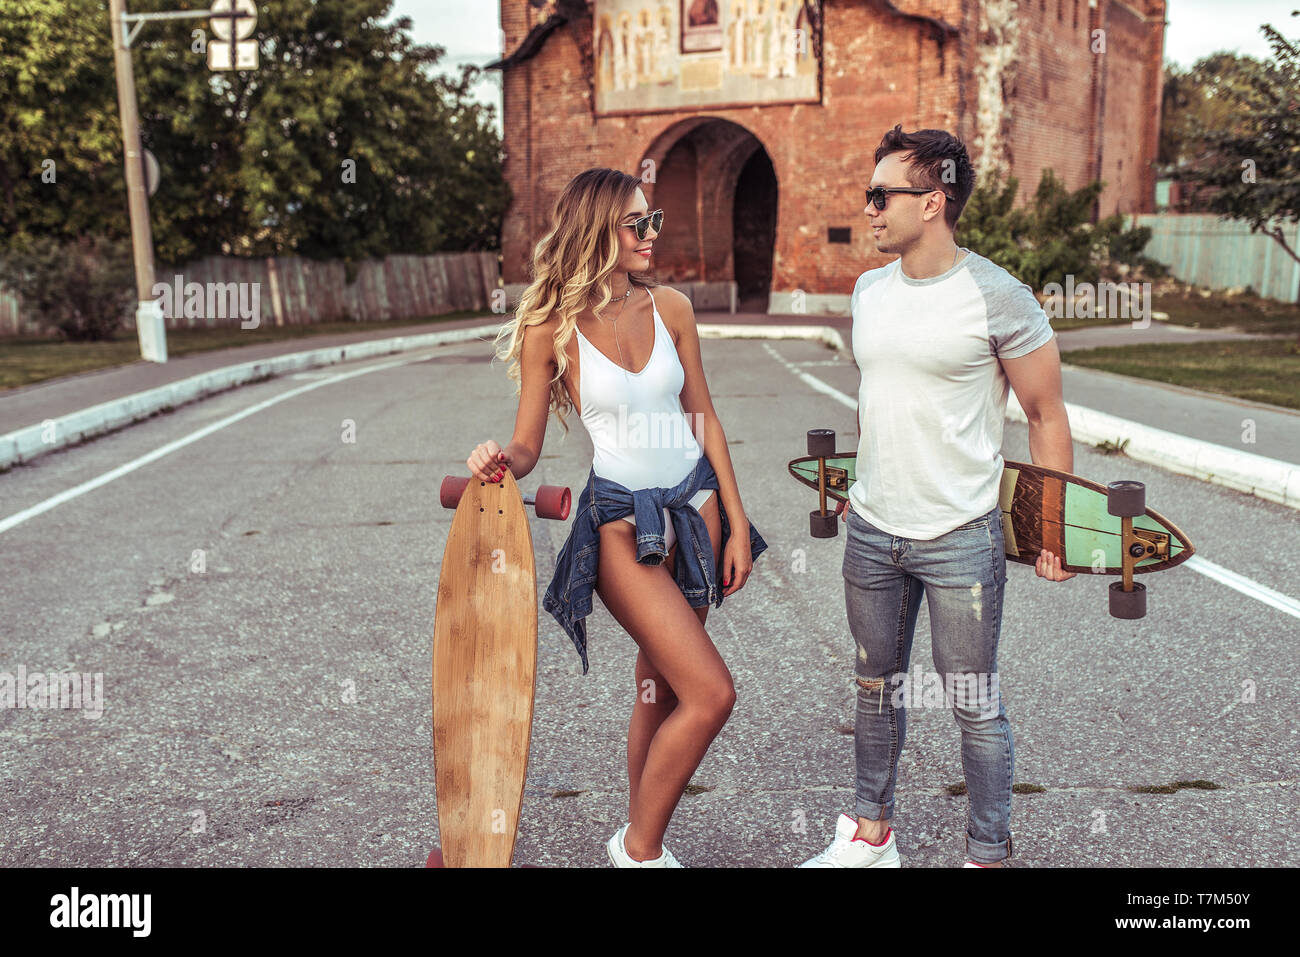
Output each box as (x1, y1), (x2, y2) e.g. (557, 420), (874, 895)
(788, 455), (1194, 575)
(432, 470), (537, 867)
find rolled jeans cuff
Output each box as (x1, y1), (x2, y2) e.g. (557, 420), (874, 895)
(966, 830), (1012, 864)
(853, 799), (893, 823)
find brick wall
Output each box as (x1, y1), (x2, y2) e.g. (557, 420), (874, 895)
(498, 0), (1165, 298)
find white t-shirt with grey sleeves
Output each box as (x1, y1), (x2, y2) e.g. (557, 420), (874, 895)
(848, 247), (1056, 541)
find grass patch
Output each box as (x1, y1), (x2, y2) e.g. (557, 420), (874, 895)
(1060, 340), (1300, 410)
(947, 782), (1046, 796)
(1152, 288), (1300, 336)
(0, 310), (497, 391)
(1039, 282), (1300, 335)
(1093, 438), (1131, 456)
(1128, 779), (1222, 795)
(1046, 314), (1135, 332)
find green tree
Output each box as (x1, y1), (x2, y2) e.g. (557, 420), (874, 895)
(0, 235), (135, 339)
(1174, 19), (1300, 272)
(957, 170), (1159, 291)
(0, 0), (127, 247)
(0, 0), (509, 265)
(1159, 53), (1272, 170)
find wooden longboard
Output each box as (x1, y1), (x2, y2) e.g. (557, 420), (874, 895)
(431, 470), (538, 868)
(788, 454), (1195, 575)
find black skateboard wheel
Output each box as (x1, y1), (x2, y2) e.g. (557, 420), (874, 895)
(1108, 580), (1147, 619)
(1106, 480), (1145, 517)
(811, 509), (839, 539)
(807, 428), (836, 458)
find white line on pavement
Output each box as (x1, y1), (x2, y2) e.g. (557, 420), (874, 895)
(763, 342), (1300, 620)
(1181, 556), (1300, 621)
(0, 353), (427, 536)
(762, 343), (856, 409)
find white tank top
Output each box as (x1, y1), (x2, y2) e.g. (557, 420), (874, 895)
(574, 288), (713, 540)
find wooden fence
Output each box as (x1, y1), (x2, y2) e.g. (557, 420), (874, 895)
(0, 250), (500, 336)
(1134, 213), (1300, 303)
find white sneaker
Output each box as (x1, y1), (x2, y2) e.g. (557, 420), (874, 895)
(799, 813), (901, 868)
(606, 824), (684, 868)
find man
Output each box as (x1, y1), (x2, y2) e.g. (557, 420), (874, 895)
(801, 125), (1074, 869)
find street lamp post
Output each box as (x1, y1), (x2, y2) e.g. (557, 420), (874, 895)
(107, 0), (165, 362)
(105, 0), (259, 363)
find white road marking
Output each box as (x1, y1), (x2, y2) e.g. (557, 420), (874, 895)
(763, 343), (856, 409)
(1181, 556), (1300, 621)
(0, 353), (426, 536)
(765, 341), (1300, 620)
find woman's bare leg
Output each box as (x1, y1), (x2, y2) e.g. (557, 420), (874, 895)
(626, 493), (722, 823)
(597, 492), (726, 861)
(626, 646), (678, 824)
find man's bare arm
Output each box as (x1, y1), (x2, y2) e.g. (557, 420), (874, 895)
(1000, 339), (1072, 474)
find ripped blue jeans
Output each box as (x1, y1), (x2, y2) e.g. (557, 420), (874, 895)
(842, 503), (1013, 864)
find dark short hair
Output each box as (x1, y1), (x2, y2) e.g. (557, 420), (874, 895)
(873, 125), (975, 230)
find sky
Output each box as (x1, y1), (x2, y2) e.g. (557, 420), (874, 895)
(385, 0), (1297, 136)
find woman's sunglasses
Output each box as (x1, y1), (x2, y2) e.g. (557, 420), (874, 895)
(864, 186), (954, 210)
(620, 209), (664, 241)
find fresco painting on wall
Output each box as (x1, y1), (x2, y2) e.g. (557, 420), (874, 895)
(594, 0), (820, 113)
(682, 0), (722, 52)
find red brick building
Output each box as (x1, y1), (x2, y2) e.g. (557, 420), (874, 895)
(491, 0), (1166, 313)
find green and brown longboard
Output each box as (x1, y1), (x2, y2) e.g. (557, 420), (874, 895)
(789, 429), (1194, 619)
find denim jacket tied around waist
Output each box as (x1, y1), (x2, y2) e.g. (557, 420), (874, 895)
(542, 454), (768, 674)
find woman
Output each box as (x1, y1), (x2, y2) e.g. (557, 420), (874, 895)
(467, 168), (767, 867)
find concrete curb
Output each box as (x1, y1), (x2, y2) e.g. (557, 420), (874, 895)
(1005, 392), (1300, 510)
(3, 323), (1296, 515)
(0, 323), (845, 471)
(698, 323), (847, 351)
(0, 324), (505, 470)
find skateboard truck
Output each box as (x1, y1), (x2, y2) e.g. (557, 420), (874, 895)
(806, 429), (841, 539)
(439, 471), (571, 520)
(1106, 480), (1147, 619)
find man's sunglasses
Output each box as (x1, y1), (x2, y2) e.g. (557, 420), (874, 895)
(864, 186), (954, 210)
(620, 209), (664, 241)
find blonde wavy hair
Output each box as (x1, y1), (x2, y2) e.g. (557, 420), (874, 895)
(493, 168), (660, 437)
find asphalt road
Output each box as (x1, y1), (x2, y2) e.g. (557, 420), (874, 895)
(1, 335), (1296, 867)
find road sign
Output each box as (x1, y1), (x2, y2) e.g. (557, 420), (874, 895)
(208, 40), (259, 70)
(142, 148), (160, 197)
(208, 0), (258, 71)
(210, 0), (257, 40)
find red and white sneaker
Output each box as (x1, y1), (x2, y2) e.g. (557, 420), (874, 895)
(799, 813), (901, 868)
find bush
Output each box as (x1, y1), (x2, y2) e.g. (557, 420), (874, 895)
(956, 170), (1161, 289)
(0, 236), (136, 341)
